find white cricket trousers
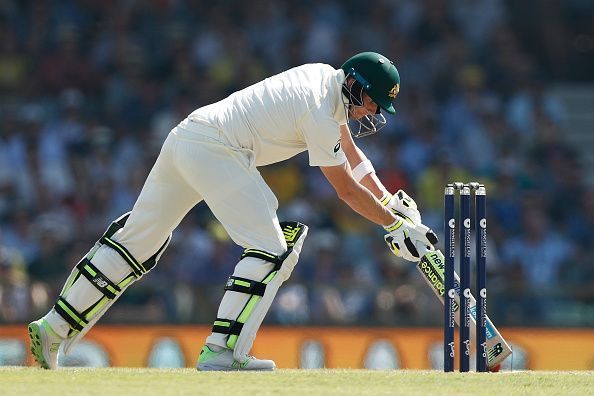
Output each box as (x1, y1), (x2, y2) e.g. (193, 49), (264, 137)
(118, 123), (287, 258)
(46, 122), (287, 345)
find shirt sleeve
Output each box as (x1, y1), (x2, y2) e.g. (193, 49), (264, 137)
(300, 109), (347, 167)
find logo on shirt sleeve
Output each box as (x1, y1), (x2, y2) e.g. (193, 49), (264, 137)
(333, 139), (341, 154)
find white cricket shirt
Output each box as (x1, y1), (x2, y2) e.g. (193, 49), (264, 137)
(182, 63), (348, 167)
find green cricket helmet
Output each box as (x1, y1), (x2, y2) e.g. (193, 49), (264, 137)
(340, 52), (400, 137)
(341, 52), (400, 115)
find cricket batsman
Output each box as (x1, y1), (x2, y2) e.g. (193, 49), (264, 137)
(28, 52), (438, 371)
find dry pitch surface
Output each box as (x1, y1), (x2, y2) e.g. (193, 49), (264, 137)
(1, 367), (592, 395)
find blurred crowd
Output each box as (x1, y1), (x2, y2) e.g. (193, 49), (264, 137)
(1, 0), (593, 328)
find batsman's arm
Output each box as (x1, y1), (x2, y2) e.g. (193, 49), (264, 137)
(340, 126), (422, 225)
(319, 160), (395, 227)
(339, 125), (388, 199)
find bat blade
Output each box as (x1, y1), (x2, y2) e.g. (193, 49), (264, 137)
(417, 250), (512, 369)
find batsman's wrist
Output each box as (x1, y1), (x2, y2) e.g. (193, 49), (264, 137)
(352, 160), (375, 182)
(379, 192), (392, 206)
(384, 217), (403, 232)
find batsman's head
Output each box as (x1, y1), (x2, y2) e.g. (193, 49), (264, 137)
(341, 52), (400, 137)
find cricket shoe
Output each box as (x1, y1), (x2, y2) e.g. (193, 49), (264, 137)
(196, 344), (275, 371)
(28, 319), (63, 369)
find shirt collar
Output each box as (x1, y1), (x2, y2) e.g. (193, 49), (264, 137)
(331, 69), (349, 125)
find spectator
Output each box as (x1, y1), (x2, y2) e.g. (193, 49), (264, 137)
(0, 1), (591, 328)
(0, 243), (29, 322)
(500, 203), (575, 323)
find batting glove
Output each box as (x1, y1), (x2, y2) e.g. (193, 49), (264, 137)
(380, 190), (422, 225)
(384, 217), (438, 262)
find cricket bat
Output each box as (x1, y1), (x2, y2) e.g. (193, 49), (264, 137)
(417, 250), (512, 369)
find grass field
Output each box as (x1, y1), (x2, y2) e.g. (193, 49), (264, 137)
(1, 367), (592, 395)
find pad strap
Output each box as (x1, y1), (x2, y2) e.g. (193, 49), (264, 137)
(55, 264), (136, 336)
(210, 255), (280, 345)
(212, 221), (308, 348)
(212, 272), (276, 341)
(239, 221), (306, 267)
(100, 236), (145, 278)
(76, 258), (122, 299)
(54, 297), (88, 332)
(225, 276), (266, 297)
(99, 211), (167, 276)
(212, 319), (243, 335)
(103, 212), (130, 239)
(240, 249), (283, 268)
(225, 269), (278, 349)
(52, 212), (171, 338)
